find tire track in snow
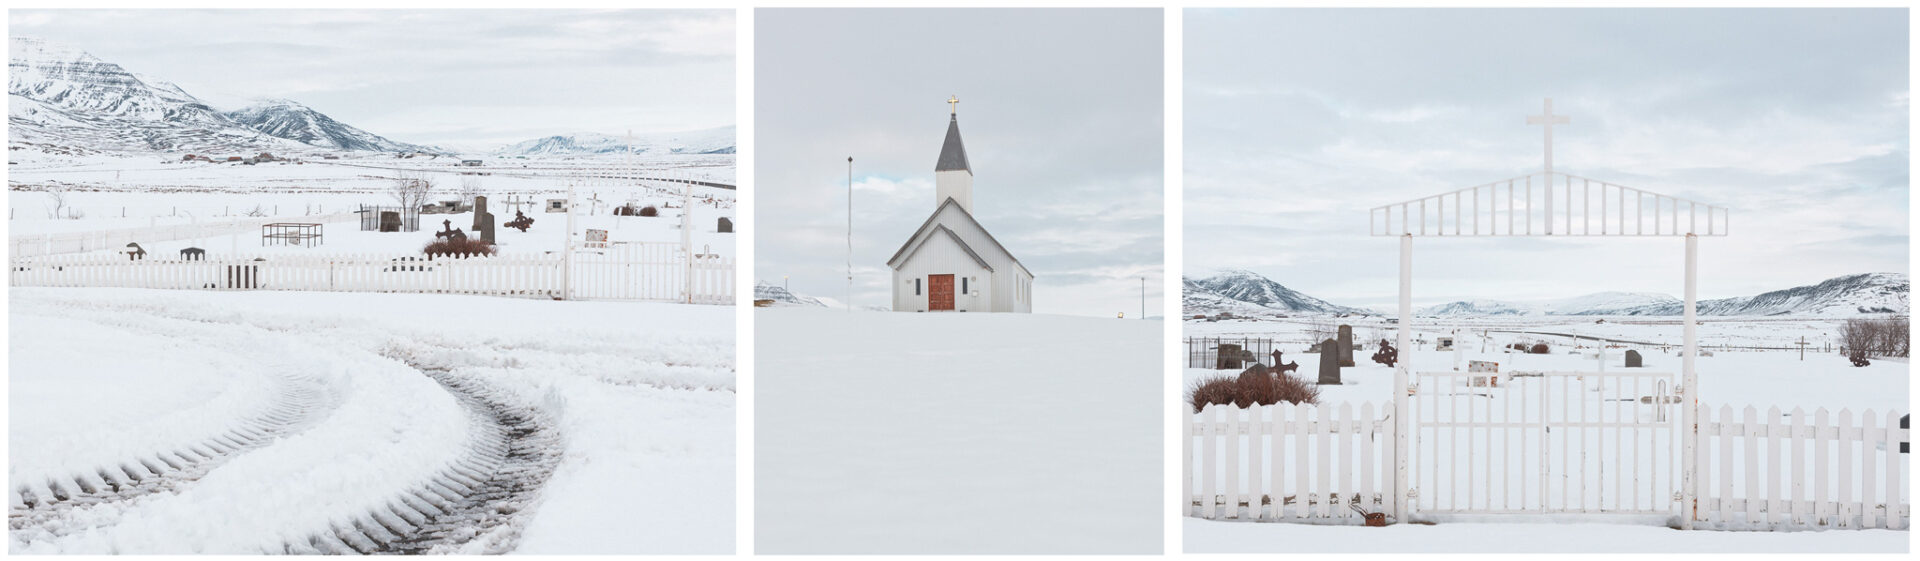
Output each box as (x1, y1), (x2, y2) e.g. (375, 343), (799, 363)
(8, 372), (333, 539)
(292, 360), (562, 554)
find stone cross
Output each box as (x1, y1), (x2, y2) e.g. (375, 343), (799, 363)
(948, 95), (959, 115)
(1527, 98), (1569, 234)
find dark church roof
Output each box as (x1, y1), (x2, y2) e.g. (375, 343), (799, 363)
(934, 115), (971, 173)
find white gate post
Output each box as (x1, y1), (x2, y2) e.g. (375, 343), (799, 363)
(1394, 233), (1412, 522)
(563, 182), (576, 300)
(1681, 233), (1699, 529)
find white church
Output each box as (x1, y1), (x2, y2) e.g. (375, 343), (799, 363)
(886, 99), (1034, 313)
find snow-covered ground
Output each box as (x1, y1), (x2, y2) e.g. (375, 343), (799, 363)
(754, 309), (1163, 554)
(9, 287), (733, 554)
(1186, 517), (1910, 553)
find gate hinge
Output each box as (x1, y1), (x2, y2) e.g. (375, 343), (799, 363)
(1407, 488), (1419, 498)
(1673, 491), (1684, 503)
(1407, 384), (1419, 396)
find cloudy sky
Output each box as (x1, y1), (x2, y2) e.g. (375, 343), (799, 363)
(1187, 8), (1908, 310)
(756, 9), (1163, 317)
(10, 10), (734, 150)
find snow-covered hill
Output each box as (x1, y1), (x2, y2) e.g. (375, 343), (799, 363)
(9, 37), (426, 156)
(223, 100), (436, 154)
(1419, 292), (1680, 317)
(1417, 274), (1908, 317)
(496, 126), (735, 157)
(754, 281), (827, 307)
(1183, 270), (1369, 317)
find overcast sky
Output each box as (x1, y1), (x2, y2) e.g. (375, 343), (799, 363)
(11, 9), (734, 150)
(1188, 8), (1909, 310)
(756, 8), (1163, 317)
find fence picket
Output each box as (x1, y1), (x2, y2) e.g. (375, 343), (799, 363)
(1886, 410), (1904, 530)
(1224, 406), (1242, 519)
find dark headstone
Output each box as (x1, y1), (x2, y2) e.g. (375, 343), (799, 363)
(1624, 349), (1643, 368)
(1372, 338), (1398, 367)
(1317, 338), (1342, 385)
(472, 196), (490, 230)
(1216, 343), (1245, 370)
(473, 196), (496, 244)
(180, 247), (205, 261)
(379, 211), (401, 232)
(718, 217), (733, 233)
(1337, 325), (1355, 367)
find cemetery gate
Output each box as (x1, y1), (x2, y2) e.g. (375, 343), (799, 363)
(1410, 369), (1679, 515)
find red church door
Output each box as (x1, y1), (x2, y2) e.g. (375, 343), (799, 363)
(928, 274), (955, 311)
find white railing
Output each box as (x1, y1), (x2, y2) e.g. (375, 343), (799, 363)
(1369, 172), (1729, 237)
(568, 242), (734, 304)
(1691, 404), (1909, 530)
(10, 212), (358, 258)
(1185, 402), (1396, 523)
(11, 248), (733, 304)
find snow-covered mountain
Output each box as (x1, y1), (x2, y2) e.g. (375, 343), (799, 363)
(495, 126), (735, 157)
(222, 99), (436, 154)
(1418, 292), (1680, 317)
(1418, 274), (1908, 317)
(9, 37), (425, 155)
(1183, 270), (1369, 317)
(754, 281), (827, 308)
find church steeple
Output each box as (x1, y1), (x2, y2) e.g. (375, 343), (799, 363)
(934, 95), (974, 212)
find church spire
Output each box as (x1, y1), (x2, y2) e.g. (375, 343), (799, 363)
(935, 97), (971, 174)
(934, 96), (974, 212)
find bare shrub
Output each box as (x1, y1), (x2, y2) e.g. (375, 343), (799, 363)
(1188, 371), (1321, 413)
(1840, 317), (1910, 358)
(245, 204), (268, 217)
(423, 237), (495, 257)
(639, 205), (659, 217)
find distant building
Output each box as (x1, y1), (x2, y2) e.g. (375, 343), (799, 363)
(461, 159), (483, 167)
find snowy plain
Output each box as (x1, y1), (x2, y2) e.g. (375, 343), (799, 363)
(754, 309), (1163, 554)
(9, 287), (734, 554)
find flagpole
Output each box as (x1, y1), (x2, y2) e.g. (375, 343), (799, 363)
(847, 156), (853, 313)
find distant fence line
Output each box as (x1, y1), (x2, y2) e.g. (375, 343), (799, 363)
(9, 241), (732, 305)
(10, 213), (358, 258)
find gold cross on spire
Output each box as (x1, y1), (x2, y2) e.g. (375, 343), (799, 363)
(947, 95), (959, 116)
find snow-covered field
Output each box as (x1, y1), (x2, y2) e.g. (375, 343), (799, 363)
(754, 309), (1163, 554)
(9, 287), (734, 554)
(1183, 316), (1909, 552)
(9, 153), (735, 260)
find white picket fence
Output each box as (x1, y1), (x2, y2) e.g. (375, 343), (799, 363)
(1691, 404), (1909, 530)
(10, 213), (357, 258)
(10, 247), (734, 304)
(1185, 402), (1396, 523)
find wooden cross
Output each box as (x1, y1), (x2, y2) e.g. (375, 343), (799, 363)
(1527, 97), (1570, 233)
(1797, 336), (1809, 361)
(947, 95), (959, 116)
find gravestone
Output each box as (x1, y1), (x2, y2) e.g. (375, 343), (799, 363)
(718, 217), (733, 233)
(1317, 338), (1342, 385)
(472, 195), (489, 230)
(473, 196), (496, 244)
(1624, 349), (1643, 368)
(1216, 343), (1245, 370)
(180, 247), (205, 261)
(379, 211), (402, 232)
(1337, 325), (1355, 367)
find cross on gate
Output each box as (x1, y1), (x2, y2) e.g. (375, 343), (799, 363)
(1527, 98), (1570, 234)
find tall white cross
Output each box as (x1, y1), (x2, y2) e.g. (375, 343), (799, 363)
(1527, 98), (1569, 234)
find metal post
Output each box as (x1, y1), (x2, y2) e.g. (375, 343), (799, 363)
(1141, 276), (1146, 320)
(1680, 233), (1699, 529)
(1394, 233), (1412, 522)
(847, 157), (854, 313)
